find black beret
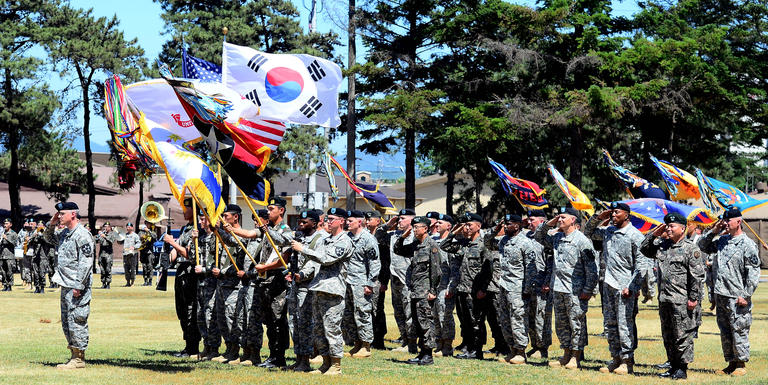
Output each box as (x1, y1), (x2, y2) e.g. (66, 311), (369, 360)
(610, 201), (631, 213)
(721, 207), (742, 220)
(55, 202), (78, 211)
(664, 212), (687, 225)
(527, 209), (547, 218)
(267, 196), (287, 207)
(126, 222), (134, 227)
(425, 211), (440, 219)
(300, 210), (320, 222)
(224, 204), (242, 214)
(257, 209), (269, 219)
(183, 197), (193, 207)
(437, 213), (455, 224)
(103, 221), (111, 227)
(3, 218), (11, 224)
(398, 208), (416, 216)
(559, 207), (582, 223)
(464, 212), (483, 223)
(348, 210), (365, 218)
(327, 207), (349, 218)
(412, 216), (431, 226)
(504, 214), (523, 223)
(365, 211), (382, 219)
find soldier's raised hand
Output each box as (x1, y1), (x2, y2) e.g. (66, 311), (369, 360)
(652, 224), (667, 237)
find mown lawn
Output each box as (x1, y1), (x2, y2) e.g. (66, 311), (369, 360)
(0, 272), (766, 384)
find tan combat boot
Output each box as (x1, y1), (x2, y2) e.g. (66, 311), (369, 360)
(309, 354), (324, 364)
(194, 345), (208, 361)
(310, 355), (331, 374)
(324, 357), (342, 376)
(57, 348), (85, 370)
(433, 340), (444, 357)
(599, 356), (621, 373)
(565, 350), (581, 370)
(613, 359), (632, 375)
(212, 343), (231, 363)
(345, 341), (362, 357)
(509, 349), (526, 365)
(549, 348), (570, 368)
(228, 346), (246, 365)
(352, 342), (372, 358)
(240, 349), (261, 366)
(715, 361), (737, 375)
(203, 346), (219, 361)
(731, 361), (746, 376)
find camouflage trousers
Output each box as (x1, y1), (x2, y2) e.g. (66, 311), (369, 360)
(640, 266), (657, 298)
(456, 292), (491, 353)
(32, 253), (49, 288)
(391, 277), (412, 341)
(410, 297), (437, 350)
(141, 262), (153, 282)
(246, 281), (288, 356)
(313, 291), (345, 358)
(60, 286), (91, 350)
(659, 301), (696, 364)
(528, 290), (553, 350)
(553, 292), (589, 350)
(197, 281), (220, 348)
(342, 284), (374, 343)
(215, 285), (239, 344)
(434, 288), (456, 340)
(123, 254), (137, 282)
(98, 254), (112, 285)
(0, 259), (13, 286)
(235, 285), (254, 348)
(602, 285), (637, 359)
(21, 254), (31, 283)
(715, 295), (752, 362)
(496, 288), (529, 350)
(289, 287), (314, 355)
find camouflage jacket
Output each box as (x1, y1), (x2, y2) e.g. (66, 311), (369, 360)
(584, 216), (646, 292)
(123, 232), (141, 256)
(96, 230), (119, 256)
(698, 231), (760, 299)
(347, 230), (381, 287)
(526, 230), (551, 292)
(534, 224), (598, 296)
(440, 233), (492, 294)
(495, 231), (538, 294)
(640, 234), (704, 304)
(389, 230), (414, 284)
(0, 229), (17, 260)
(290, 230), (325, 289)
(394, 235), (441, 299)
(302, 231), (354, 297)
(44, 223), (94, 290)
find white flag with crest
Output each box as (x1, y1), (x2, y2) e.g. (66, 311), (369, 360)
(222, 42), (342, 128)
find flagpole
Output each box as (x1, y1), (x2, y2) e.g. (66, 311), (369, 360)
(192, 198), (199, 266)
(190, 192), (239, 271)
(743, 221), (768, 250)
(235, 185), (288, 270)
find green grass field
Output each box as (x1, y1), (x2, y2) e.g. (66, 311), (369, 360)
(0, 273), (766, 384)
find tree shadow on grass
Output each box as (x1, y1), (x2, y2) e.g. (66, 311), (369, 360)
(139, 348), (184, 357)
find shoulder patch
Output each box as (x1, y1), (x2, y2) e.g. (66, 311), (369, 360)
(80, 242), (92, 256)
(748, 252), (760, 266)
(335, 245), (346, 257)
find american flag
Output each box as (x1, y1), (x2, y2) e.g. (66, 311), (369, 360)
(182, 49), (222, 82)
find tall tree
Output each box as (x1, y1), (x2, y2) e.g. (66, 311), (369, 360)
(44, 5), (146, 231)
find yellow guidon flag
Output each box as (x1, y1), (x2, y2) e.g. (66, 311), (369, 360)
(547, 164), (595, 216)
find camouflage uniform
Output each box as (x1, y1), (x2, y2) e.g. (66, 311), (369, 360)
(214, 229), (246, 348)
(44, 223), (94, 351)
(122, 232), (140, 284)
(533, 223), (598, 351)
(29, 230), (51, 291)
(175, 224), (201, 353)
(303, 231), (354, 358)
(138, 228), (157, 285)
(440, 232), (493, 356)
(95, 230), (119, 287)
(526, 229), (553, 351)
(196, 231), (220, 350)
(343, 230), (380, 344)
(0, 229), (18, 288)
(432, 234), (456, 343)
(19, 228), (33, 284)
(233, 238), (260, 350)
(698, 231), (760, 363)
(288, 231), (324, 356)
(371, 225), (391, 348)
(493, 231), (537, 350)
(640, 233), (704, 366)
(584, 217), (645, 360)
(390, 231), (414, 343)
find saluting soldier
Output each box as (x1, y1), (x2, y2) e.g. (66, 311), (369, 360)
(533, 207), (598, 370)
(524, 210), (553, 359)
(44, 202), (95, 370)
(698, 207), (760, 377)
(292, 207), (353, 375)
(95, 222), (119, 289)
(122, 223), (140, 287)
(365, 210), (391, 350)
(389, 209), (417, 353)
(0, 218), (18, 291)
(584, 202), (645, 375)
(640, 212), (705, 380)
(428, 213), (457, 357)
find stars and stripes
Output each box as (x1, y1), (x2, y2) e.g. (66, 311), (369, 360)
(182, 49), (222, 83)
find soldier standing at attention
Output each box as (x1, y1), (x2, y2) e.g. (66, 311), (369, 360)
(533, 207), (598, 370)
(389, 209), (417, 353)
(393, 216), (441, 366)
(44, 202), (94, 370)
(429, 213), (457, 357)
(192, 213), (220, 361)
(365, 210), (391, 350)
(584, 202), (645, 375)
(524, 210), (552, 359)
(95, 222), (118, 289)
(697, 207), (760, 377)
(292, 207), (353, 375)
(0, 218), (18, 291)
(342, 210), (380, 359)
(122, 223), (140, 287)
(640, 213), (704, 380)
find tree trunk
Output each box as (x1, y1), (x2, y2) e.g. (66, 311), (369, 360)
(346, 0), (357, 211)
(77, 64), (96, 230)
(136, 180), (144, 226)
(473, 165), (482, 215)
(568, 124), (584, 188)
(445, 170), (455, 216)
(5, 68), (21, 227)
(404, 5), (418, 210)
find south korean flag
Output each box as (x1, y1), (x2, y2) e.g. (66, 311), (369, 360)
(222, 42), (342, 128)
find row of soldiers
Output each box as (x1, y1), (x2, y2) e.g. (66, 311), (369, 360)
(94, 221), (159, 289)
(0, 218), (58, 293)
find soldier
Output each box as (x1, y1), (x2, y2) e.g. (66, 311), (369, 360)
(640, 212), (704, 380)
(584, 202), (645, 375)
(698, 207), (760, 377)
(342, 210), (380, 359)
(44, 202), (95, 370)
(29, 222), (49, 294)
(365, 210), (391, 350)
(138, 223), (158, 286)
(122, 223), (140, 287)
(284, 210), (323, 372)
(493, 214), (537, 365)
(428, 213), (457, 357)
(388, 208), (417, 353)
(226, 211), (260, 366)
(163, 198), (202, 358)
(19, 218), (34, 289)
(291, 207), (353, 375)
(0, 218), (18, 291)
(440, 212), (493, 360)
(393, 216), (441, 365)
(192, 213), (220, 361)
(95, 222), (119, 289)
(524, 210), (553, 359)
(533, 207), (598, 370)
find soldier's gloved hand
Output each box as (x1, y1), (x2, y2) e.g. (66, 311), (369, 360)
(737, 296), (748, 307)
